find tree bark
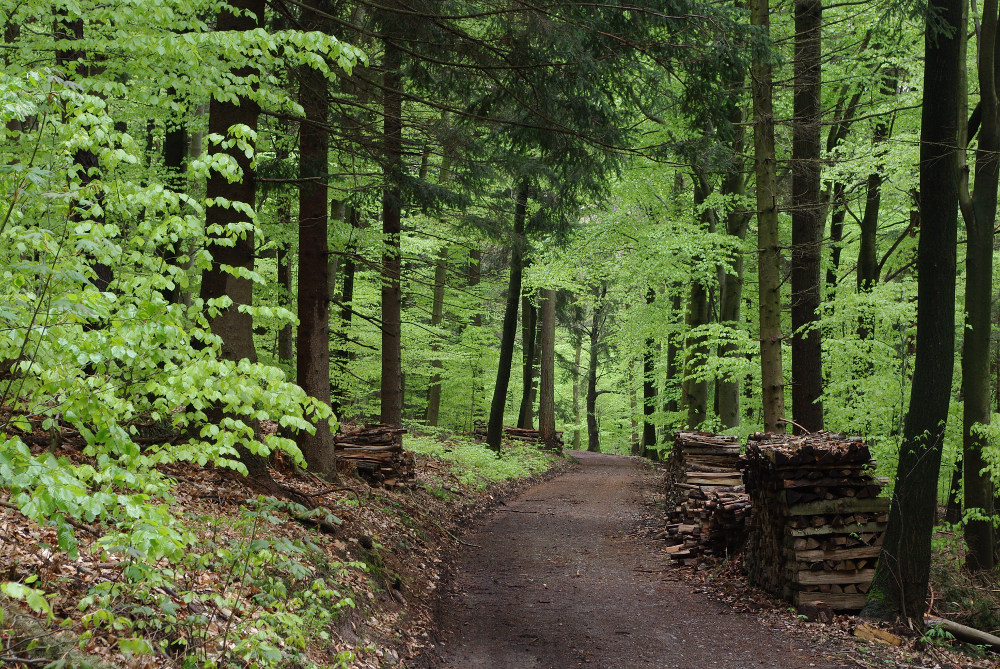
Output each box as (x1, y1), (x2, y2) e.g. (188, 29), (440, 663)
(718, 110), (751, 429)
(642, 291), (658, 455)
(276, 219), (294, 365)
(683, 176), (714, 428)
(424, 247), (448, 426)
(486, 181), (529, 451)
(517, 296), (538, 429)
(826, 183), (847, 292)
(296, 0), (336, 477)
(790, 0), (824, 433)
(380, 33), (404, 428)
(586, 292), (606, 453)
(958, 0), (999, 572)
(538, 288), (557, 447)
(863, 0), (962, 619)
(331, 207), (360, 420)
(751, 0), (786, 433)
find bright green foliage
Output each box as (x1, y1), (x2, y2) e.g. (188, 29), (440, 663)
(406, 434), (554, 488)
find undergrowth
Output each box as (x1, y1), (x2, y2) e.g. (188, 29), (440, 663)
(405, 434), (556, 488)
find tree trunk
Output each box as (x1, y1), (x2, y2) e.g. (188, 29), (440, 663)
(959, 0), (999, 572)
(486, 181), (529, 451)
(751, 0), (786, 433)
(161, 113), (186, 305)
(586, 298), (604, 453)
(826, 183), (847, 292)
(517, 296), (538, 429)
(790, 0), (824, 433)
(296, 1), (336, 476)
(642, 290), (658, 456)
(331, 207), (360, 420)
(276, 221), (294, 365)
(468, 248), (482, 428)
(424, 247), (448, 426)
(630, 369), (640, 456)
(683, 177), (713, 428)
(863, 0), (962, 619)
(665, 291), (682, 417)
(538, 288), (557, 447)
(197, 0), (269, 481)
(380, 34), (404, 428)
(572, 328), (583, 449)
(718, 110), (751, 429)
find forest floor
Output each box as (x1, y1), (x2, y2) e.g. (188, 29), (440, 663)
(412, 450), (993, 669)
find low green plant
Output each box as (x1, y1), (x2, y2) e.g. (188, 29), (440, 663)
(406, 434), (554, 489)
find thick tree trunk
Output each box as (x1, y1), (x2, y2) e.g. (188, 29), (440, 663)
(486, 181), (529, 451)
(424, 247), (448, 426)
(959, 0), (999, 572)
(538, 288), (557, 447)
(380, 35), (404, 427)
(863, 0), (962, 619)
(296, 5), (336, 476)
(751, 0), (786, 433)
(517, 296), (538, 429)
(790, 0), (824, 433)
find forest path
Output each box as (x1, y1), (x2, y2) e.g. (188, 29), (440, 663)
(419, 449), (850, 668)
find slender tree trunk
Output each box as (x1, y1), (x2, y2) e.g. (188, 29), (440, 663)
(630, 369), (640, 456)
(468, 248), (482, 427)
(161, 113), (186, 305)
(683, 176), (713, 428)
(56, 12), (114, 312)
(276, 200), (294, 364)
(586, 298), (604, 453)
(296, 2), (335, 476)
(517, 296), (538, 429)
(538, 288), (557, 447)
(959, 0), (999, 572)
(331, 207), (360, 420)
(863, 0), (962, 619)
(486, 181), (529, 451)
(424, 247), (448, 426)
(665, 291), (682, 417)
(642, 291), (658, 455)
(790, 0), (824, 433)
(572, 317), (583, 449)
(826, 183), (847, 292)
(380, 34), (404, 427)
(751, 0), (786, 433)
(718, 111), (751, 429)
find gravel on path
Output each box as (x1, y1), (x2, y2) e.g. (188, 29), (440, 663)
(420, 449), (851, 669)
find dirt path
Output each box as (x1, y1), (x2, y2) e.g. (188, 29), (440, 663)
(419, 450), (851, 668)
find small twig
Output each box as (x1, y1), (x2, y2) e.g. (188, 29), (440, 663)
(0, 656), (51, 666)
(776, 417), (811, 434)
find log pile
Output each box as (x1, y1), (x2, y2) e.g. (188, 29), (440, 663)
(472, 420), (564, 450)
(742, 432), (888, 611)
(663, 432), (750, 565)
(335, 425), (414, 488)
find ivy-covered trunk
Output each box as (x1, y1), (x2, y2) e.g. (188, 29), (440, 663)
(863, 0), (962, 619)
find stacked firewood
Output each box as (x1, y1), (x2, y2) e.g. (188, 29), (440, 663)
(663, 432), (750, 565)
(335, 425), (415, 488)
(742, 432), (888, 611)
(472, 420), (564, 450)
